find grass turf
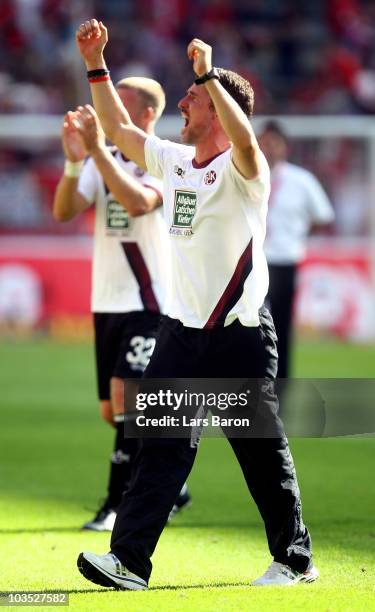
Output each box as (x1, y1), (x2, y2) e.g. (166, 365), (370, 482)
(0, 339), (374, 611)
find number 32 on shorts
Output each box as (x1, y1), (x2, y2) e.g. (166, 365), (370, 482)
(126, 336), (156, 370)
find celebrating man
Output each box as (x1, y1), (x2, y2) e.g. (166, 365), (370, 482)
(75, 19), (318, 589)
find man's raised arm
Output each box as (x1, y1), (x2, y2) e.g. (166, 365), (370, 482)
(76, 19), (147, 169)
(187, 39), (262, 181)
(53, 112), (92, 222)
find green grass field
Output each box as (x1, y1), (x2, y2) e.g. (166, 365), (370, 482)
(1, 339), (375, 611)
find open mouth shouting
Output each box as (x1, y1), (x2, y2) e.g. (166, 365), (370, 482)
(181, 112), (190, 130)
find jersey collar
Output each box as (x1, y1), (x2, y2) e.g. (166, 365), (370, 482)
(192, 148), (229, 169)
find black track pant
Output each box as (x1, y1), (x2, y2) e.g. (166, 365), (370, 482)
(111, 308), (312, 581)
(267, 264), (297, 379)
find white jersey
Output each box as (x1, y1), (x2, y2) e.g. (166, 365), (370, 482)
(264, 161), (334, 264)
(78, 147), (169, 313)
(144, 135), (270, 329)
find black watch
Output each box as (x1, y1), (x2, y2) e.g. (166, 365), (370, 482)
(194, 67), (220, 85)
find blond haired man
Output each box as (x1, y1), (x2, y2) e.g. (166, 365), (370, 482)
(53, 76), (190, 531)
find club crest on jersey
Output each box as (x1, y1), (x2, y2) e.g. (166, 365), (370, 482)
(170, 189), (197, 236)
(134, 166), (145, 177)
(174, 165), (186, 178)
(204, 170), (216, 185)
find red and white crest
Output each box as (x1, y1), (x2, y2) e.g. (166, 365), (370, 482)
(204, 170), (216, 185)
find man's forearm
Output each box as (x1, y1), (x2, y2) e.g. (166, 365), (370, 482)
(53, 177), (78, 222)
(91, 146), (160, 216)
(76, 20), (148, 168)
(85, 63), (147, 169)
(205, 78), (262, 179)
(53, 176), (84, 222)
(204, 79), (257, 151)
(85, 57), (132, 142)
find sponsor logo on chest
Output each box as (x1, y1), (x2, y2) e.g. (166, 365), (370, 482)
(106, 197), (130, 232)
(170, 189), (197, 236)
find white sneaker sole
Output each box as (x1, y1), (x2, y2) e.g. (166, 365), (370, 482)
(81, 521), (115, 532)
(77, 553), (147, 591)
(252, 565), (320, 586)
(81, 511), (117, 532)
(299, 566), (320, 584)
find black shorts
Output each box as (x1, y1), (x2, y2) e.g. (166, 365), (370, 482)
(143, 306), (278, 379)
(134, 307), (281, 440)
(94, 311), (162, 401)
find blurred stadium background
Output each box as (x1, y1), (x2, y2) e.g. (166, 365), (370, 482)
(1, 0), (375, 343)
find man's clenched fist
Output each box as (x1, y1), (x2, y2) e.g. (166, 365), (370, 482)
(76, 19), (108, 68)
(187, 39), (212, 77)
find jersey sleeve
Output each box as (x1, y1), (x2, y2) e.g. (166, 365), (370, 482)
(303, 172), (335, 224)
(77, 157), (99, 204)
(144, 135), (169, 179)
(144, 135), (190, 179)
(228, 149), (271, 204)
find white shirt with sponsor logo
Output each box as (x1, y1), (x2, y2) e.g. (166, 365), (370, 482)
(144, 135), (270, 329)
(264, 161), (334, 264)
(78, 147), (169, 313)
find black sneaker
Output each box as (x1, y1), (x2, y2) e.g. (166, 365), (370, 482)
(168, 483), (192, 521)
(82, 499), (117, 532)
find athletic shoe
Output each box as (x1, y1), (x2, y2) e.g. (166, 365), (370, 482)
(77, 551), (148, 590)
(251, 561), (319, 586)
(168, 484), (192, 521)
(81, 499), (117, 532)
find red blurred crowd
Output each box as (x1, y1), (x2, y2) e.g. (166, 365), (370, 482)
(1, 0), (375, 114)
(0, 0), (373, 235)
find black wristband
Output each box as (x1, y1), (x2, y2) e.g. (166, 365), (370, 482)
(87, 68), (109, 79)
(194, 67), (220, 85)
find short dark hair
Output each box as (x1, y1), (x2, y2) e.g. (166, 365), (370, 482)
(216, 68), (254, 117)
(261, 120), (287, 141)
